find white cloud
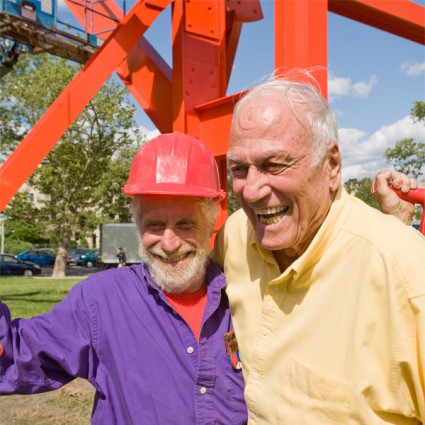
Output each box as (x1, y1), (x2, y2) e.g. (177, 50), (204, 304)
(340, 115), (425, 181)
(329, 75), (351, 97)
(146, 128), (160, 140)
(351, 75), (378, 98)
(328, 73), (378, 102)
(135, 126), (160, 141)
(401, 61), (425, 77)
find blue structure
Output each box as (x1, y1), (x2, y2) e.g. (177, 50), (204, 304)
(1, 0), (56, 29)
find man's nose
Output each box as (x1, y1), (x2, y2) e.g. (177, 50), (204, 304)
(160, 228), (182, 253)
(242, 168), (271, 203)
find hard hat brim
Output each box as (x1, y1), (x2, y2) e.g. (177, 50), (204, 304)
(122, 183), (226, 201)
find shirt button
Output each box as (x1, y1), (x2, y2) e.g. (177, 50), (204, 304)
(187, 346), (194, 354)
(200, 387), (207, 394)
(251, 372), (259, 380)
(261, 327), (269, 335)
(249, 411), (255, 419)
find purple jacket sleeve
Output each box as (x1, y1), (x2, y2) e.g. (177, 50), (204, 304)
(0, 282), (97, 395)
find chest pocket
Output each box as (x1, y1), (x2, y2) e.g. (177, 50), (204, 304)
(279, 356), (357, 424)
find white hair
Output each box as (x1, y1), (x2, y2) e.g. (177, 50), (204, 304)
(232, 69), (339, 166)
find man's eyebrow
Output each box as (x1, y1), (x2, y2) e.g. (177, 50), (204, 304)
(226, 153), (239, 162)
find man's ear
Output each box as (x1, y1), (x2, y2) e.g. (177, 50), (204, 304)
(327, 142), (342, 191)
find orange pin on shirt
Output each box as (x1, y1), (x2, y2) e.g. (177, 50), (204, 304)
(224, 330), (242, 370)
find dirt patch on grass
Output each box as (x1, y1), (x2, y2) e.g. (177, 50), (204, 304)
(0, 378), (94, 424)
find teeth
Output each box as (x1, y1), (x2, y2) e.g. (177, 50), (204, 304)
(157, 254), (188, 263)
(259, 215), (282, 225)
(253, 205), (289, 225)
(253, 206), (286, 215)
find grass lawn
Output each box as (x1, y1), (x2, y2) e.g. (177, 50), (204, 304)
(0, 277), (82, 318)
(0, 276), (94, 424)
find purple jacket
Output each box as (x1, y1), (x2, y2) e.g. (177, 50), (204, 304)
(0, 262), (247, 424)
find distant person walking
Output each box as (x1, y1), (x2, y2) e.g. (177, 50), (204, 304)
(116, 247), (126, 268)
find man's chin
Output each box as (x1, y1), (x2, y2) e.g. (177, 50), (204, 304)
(138, 242), (210, 293)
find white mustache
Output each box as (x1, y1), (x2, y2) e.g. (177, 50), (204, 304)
(148, 244), (196, 263)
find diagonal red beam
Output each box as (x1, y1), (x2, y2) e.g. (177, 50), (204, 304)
(0, 0), (172, 211)
(64, 0), (123, 38)
(329, 0), (425, 45)
(64, 0), (174, 132)
(116, 37), (173, 133)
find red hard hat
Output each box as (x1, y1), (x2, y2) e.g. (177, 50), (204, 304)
(122, 132), (226, 200)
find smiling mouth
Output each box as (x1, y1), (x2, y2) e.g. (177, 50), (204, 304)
(153, 252), (193, 264)
(253, 205), (289, 225)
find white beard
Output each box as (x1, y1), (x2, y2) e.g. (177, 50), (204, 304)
(139, 241), (209, 294)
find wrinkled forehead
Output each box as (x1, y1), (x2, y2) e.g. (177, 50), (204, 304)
(236, 99), (283, 129)
(233, 92), (307, 135)
(229, 96), (310, 156)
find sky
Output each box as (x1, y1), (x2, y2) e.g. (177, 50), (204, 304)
(56, 0), (425, 182)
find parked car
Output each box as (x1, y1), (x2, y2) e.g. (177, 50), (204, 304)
(16, 249), (56, 266)
(77, 250), (102, 268)
(0, 254), (42, 276)
(67, 248), (92, 265)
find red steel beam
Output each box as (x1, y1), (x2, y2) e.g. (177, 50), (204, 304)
(0, 0), (171, 211)
(196, 0), (425, 146)
(195, 93), (240, 157)
(329, 0), (425, 45)
(274, 0), (329, 97)
(170, 0), (229, 230)
(117, 37), (173, 133)
(64, 0), (175, 132)
(64, 0), (123, 39)
(171, 0), (228, 133)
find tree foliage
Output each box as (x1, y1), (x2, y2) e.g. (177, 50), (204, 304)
(384, 138), (425, 178)
(344, 178), (379, 210)
(411, 100), (425, 123)
(4, 192), (47, 244)
(95, 145), (143, 223)
(0, 53), (144, 276)
(384, 101), (425, 179)
(226, 169), (240, 216)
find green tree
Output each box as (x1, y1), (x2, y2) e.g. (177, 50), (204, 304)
(0, 53), (144, 277)
(344, 178), (380, 210)
(95, 144), (144, 223)
(227, 168), (240, 215)
(384, 101), (425, 179)
(411, 101), (425, 123)
(3, 192), (47, 245)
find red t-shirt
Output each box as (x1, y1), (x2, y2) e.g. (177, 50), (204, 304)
(165, 285), (208, 341)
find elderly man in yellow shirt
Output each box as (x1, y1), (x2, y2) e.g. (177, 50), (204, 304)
(213, 70), (425, 424)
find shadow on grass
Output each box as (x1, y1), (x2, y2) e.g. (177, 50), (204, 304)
(2, 290), (69, 303)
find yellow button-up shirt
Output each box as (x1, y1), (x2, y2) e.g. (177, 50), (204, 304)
(213, 186), (425, 424)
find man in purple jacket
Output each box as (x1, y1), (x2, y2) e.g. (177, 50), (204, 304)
(0, 133), (247, 424)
